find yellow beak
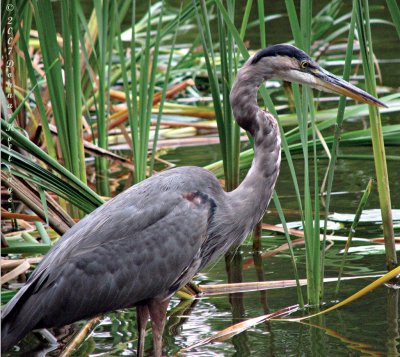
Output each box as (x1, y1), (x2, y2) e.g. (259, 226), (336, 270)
(311, 67), (387, 108)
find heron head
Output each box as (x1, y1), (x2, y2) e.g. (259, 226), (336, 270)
(250, 44), (386, 107)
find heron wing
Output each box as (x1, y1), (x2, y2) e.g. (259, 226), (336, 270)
(2, 188), (215, 332)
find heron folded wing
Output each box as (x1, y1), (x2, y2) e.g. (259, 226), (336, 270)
(2, 190), (216, 332)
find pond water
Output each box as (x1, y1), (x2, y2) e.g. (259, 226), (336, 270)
(7, 1), (399, 356)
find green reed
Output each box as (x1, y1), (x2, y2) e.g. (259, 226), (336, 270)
(355, 0), (397, 271)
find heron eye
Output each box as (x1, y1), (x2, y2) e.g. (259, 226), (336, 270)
(301, 61), (309, 69)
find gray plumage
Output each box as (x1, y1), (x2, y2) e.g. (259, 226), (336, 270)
(1, 44), (385, 355)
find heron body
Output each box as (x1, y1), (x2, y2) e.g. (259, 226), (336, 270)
(1, 44), (384, 355)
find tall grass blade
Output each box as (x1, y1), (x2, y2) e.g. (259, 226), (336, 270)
(33, 0), (69, 166)
(149, 8), (181, 176)
(355, 0), (397, 271)
(194, 0), (228, 180)
(127, 1), (166, 183)
(23, 0), (89, 216)
(285, 0), (303, 48)
(142, 2), (164, 182)
(386, 0), (400, 39)
(286, 0), (322, 305)
(257, 0), (266, 47)
(93, 0), (111, 196)
(320, 8), (357, 297)
(129, 0), (139, 182)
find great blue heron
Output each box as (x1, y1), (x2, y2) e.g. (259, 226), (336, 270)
(1, 44), (385, 355)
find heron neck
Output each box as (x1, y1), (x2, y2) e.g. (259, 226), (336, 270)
(227, 64), (281, 230)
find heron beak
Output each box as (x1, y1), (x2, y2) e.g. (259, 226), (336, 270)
(310, 67), (387, 108)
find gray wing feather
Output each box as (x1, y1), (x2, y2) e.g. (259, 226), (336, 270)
(2, 185), (215, 334)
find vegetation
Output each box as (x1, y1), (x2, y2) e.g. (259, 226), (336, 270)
(1, 0), (399, 354)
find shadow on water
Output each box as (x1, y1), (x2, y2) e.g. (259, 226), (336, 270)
(386, 289), (399, 356)
(225, 249), (250, 356)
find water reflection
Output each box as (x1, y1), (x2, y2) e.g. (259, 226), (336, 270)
(386, 289), (399, 356)
(225, 249), (250, 356)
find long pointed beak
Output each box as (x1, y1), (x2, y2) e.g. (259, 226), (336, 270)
(311, 67), (387, 108)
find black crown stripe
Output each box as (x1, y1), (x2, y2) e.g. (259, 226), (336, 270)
(251, 44), (310, 65)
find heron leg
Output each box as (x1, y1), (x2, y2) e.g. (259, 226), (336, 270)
(148, 298), (170, 357)
(136, 304), (149, 357)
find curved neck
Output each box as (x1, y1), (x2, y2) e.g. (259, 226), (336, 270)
(227, 63), (281, 230)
